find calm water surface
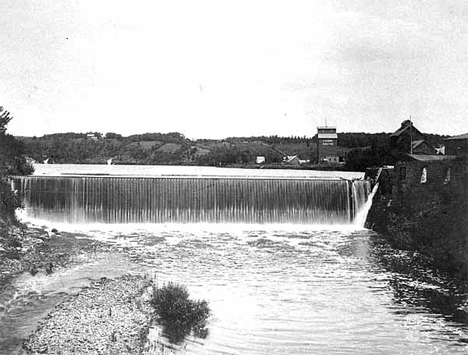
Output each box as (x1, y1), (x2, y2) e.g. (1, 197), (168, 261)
(2, 225), (467, 354)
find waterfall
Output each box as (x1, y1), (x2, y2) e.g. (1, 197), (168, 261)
(15, 176), (371, 225)
(351, 179), (371, 214)
(353, 182), (379, 228)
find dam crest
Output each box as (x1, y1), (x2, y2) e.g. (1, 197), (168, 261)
(14, 165), (370, 225)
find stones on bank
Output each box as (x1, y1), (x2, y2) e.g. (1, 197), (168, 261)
(0, 225), (110, 283)
(24, 274), (154, 355)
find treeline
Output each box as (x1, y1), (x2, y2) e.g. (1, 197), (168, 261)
(225, 135), (312, 144)
(337, 132), (447, 149)
(338, 132), (390, 148)
(225, 131), (444, 150)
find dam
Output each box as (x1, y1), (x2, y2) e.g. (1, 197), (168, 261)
(13, 165), (370, 225)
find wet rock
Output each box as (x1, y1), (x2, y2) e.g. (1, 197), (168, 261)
(45, 262), (54, 275)
(29, 264), (38, 276)
(37, 233), (50, 241)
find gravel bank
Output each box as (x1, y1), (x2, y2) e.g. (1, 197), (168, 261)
(24, 274), (154, 355)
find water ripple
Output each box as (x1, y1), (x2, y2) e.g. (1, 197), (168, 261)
(3, 226), (468, 354)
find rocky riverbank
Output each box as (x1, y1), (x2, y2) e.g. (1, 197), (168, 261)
(23, 274), (154, 355)
(0, 224), (161, 354)
(367, 187), (468, 280)
(0, 225), (111, 284)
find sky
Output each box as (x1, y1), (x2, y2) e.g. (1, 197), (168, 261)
(1, 0), (468, 139)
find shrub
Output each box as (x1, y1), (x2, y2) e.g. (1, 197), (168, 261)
(0, 177), (22, 226)
(150, 282), (210, 342)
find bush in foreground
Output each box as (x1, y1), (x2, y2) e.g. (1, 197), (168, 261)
(150, 282), (210, 343)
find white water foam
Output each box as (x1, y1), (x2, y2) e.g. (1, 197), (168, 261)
(353, 183), (379, 229)
(17, 212), (366, 235)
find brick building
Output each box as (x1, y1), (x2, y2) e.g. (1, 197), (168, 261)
(394, 154), (460, 195)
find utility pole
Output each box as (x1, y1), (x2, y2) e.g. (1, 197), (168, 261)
(409, 115), (413, 154)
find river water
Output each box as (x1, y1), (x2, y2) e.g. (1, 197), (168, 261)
(1, 224), (468, 354)
(2, 165), (468, 353)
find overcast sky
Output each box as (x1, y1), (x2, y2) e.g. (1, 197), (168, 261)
(1, 0), (468, 139)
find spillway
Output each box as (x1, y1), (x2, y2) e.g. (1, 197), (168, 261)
(14, 172), (370, 225)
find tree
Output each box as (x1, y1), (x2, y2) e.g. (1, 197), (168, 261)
(0, 107), (34, 226)
(344, 145), (391, 172)
(0, 106), (13, 134)
(105, 132), (123, 140)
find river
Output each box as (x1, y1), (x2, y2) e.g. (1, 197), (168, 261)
(1, 165), (468, 353)
(1, 225), (468, 354)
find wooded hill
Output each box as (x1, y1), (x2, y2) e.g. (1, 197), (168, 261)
(16, 131), (448, 169)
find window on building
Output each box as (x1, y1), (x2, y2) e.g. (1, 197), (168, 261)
(420, 167), (427, 184)
(399, 166), (406, 182)
(444, 168), (451, 184)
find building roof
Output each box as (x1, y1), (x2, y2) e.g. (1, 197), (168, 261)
(390, 120), (423, 138)
(444, 133), (468, 140)
(318, 133), (338, 139)
(284, 155), (298, 162)
(406, 154), (458, 162)
(284, 155), (302, 165)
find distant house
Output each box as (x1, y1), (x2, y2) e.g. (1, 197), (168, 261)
(256, 156), (265, 164)
(390, 120), (432, 154)
(444, 133), (468, 157)
(323, 156), (340, 163)
(86, 133), (99, 141)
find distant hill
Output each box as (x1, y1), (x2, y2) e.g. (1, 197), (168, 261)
(16, 131), (448, 168)
(18, 133), (315, 166)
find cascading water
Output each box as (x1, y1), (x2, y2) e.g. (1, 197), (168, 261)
(354, 182), (379, 228)
(14, 175), (371, 225)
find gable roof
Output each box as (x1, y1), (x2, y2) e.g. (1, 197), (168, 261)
(390, 120), (424, 138)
